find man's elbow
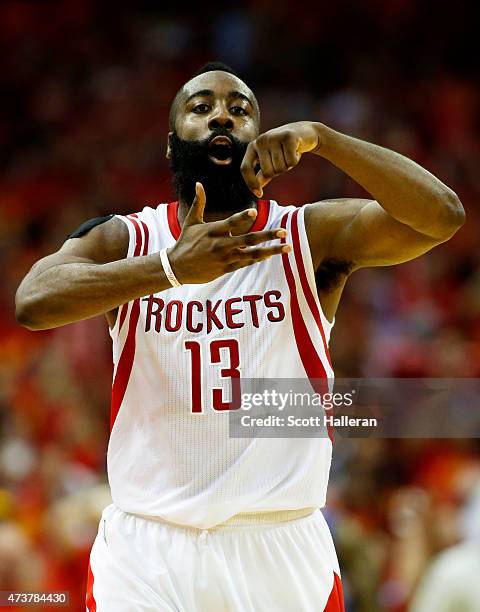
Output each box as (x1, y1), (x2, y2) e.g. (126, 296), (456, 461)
(15, 291), (46, 331)
(435, 189), (466, 240)
(15, 300), (36, 330)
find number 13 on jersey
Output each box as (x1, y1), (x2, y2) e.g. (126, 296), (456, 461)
(184, 339), (241, 413)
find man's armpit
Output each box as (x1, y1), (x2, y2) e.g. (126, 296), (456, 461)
(315, 259), (354, 291)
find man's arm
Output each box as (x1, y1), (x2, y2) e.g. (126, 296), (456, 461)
(305, 124), (465, 269)
(15, 215), (170, 330)
(15, 183), (290, 331)
(241, 122), (465, 270)
(305, 197), (454, 271)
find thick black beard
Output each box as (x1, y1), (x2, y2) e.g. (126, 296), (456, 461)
(169, 130), (257, 213)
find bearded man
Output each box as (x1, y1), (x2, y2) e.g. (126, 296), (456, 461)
(16, 61), (464, 612)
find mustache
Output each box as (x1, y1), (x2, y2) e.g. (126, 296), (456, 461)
(169, 130), (256, 212)
(198, 127), (247, 150)
(170, 129), (248, 166)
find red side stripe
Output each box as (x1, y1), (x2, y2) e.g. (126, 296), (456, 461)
(139, 219), (150, 260)
(110, 216), (150, 431)
(290, 209), (332, 368)
(280, 212), (327, 385)
(117, 302), (129, 333)
(127, 214), (144, 256)
(280, 212), (330, 403)
(117, 215), (144, 334)
(324, 572), (345, 612)
(86, 561), (96, 612)
(110, 301), (141, 430)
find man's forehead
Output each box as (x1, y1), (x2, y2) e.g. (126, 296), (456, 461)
(182, 71), (253, 101)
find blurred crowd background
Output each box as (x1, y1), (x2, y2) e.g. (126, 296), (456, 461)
(1, 1), (479, 610)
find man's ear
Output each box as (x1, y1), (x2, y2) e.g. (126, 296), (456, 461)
(166, 132), (173, 159)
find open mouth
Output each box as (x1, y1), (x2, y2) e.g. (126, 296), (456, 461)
(208, 135), (233, 165)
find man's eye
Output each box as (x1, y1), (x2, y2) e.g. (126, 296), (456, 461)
(192, 104), (209, 113)
(231, 106), (247, 116)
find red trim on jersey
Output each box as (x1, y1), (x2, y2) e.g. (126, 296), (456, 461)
(110, 300), (141, 429)
(118, 303), (129, 333)
(86, 561), (97, 611)
(250, 199), (270, 232)
(127, 213), (146, 259)
(167, 199), (270, 241)
(324, 572), (345, 612)
(290, 209), (332, 368)
(117, 214), (144, 333)
(167, 201), (182, 240)
(280, 211), (333, 442)
(110, 216), (150, 430)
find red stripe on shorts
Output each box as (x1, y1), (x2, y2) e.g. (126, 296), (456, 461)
(85, 561), (97, 611)
(324, 572), (345, 611)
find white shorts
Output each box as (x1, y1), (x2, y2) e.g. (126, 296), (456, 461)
(86, 504), (344, 612)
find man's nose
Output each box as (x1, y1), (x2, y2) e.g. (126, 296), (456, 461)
(208, 106), (234, 131)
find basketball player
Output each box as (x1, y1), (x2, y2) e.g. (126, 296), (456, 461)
(15, 62), (464, 611)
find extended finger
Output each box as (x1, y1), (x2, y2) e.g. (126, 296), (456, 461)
(231, 228), (287, 248)
(233, 243), (292, 262)
(226, 244), (291, 272)
(256, 146), (275, 187)
(256, 169), (271, 192)
(184, 182), (206, 225)
(240, 143), (262, 197)
(209, 207), (258, 236)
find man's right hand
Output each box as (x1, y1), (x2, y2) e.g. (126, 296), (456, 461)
(168, 182), (291, 285)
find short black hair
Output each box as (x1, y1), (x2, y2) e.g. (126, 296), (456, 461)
(168, 61), (259, 131)
(193, 61), (239, 79)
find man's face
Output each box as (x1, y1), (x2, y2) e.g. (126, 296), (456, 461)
(168, 71), (260, 212)
(172, 70), (259, 149)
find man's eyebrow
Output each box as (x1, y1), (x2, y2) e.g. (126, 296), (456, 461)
(184, 89), (253, 107)
(185, 89), (214, 104)
(228, 90), (253, 107)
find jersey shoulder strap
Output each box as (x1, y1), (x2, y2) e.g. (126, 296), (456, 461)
(113, 204), (169, 258)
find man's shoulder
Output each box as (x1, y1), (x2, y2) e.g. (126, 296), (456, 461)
(303, 198), (371, 246)
(63, 214), (129, 263)
(305, 198), (370, 220)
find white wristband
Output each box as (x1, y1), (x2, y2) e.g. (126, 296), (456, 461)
(159, 248), (182, 288)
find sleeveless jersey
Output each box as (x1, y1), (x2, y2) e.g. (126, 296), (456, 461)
(108, 200), (335, 529)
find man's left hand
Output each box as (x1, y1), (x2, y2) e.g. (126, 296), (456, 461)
(240, 121), (322, 197)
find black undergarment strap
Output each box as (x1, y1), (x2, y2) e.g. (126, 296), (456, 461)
(66, 214), (114, 240)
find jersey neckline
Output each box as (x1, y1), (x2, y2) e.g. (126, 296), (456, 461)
(166, 200), (271, 241)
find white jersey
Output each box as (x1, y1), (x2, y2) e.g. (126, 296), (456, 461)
(108, 199), (335, 529)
